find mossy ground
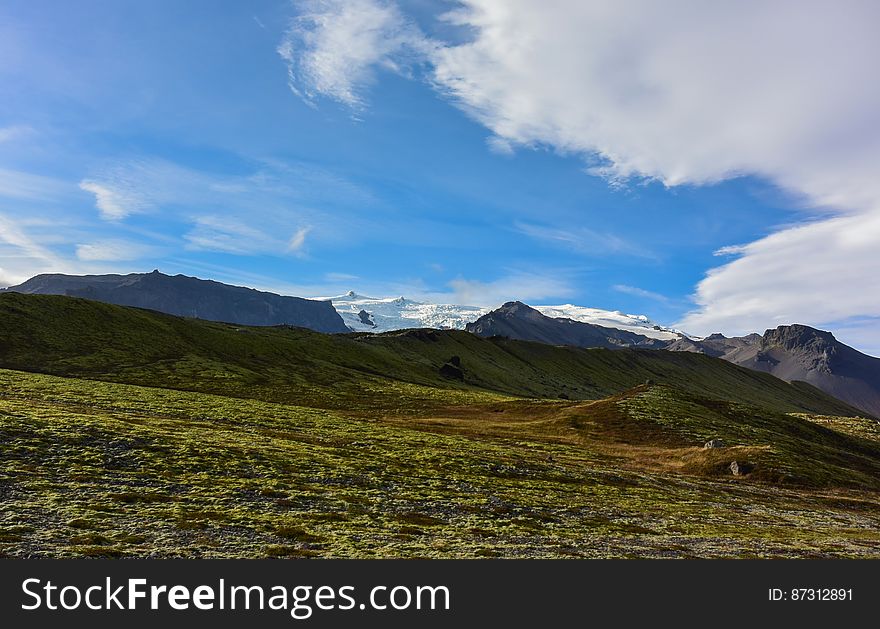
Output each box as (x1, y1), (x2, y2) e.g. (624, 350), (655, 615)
(2, 369), (879, 558)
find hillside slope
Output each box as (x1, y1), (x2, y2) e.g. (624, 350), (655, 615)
(0, 292), (863, 417)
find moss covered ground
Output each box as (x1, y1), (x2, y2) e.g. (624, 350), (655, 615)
(2, 368), (879, 558)
(1, 293), (879, 558)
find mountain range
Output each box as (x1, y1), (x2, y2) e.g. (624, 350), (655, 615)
(3, 271), (878, 417)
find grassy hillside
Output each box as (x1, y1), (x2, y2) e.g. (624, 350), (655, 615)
(2, 293), (879, 558)
(0, 293), (864, 416)
(2, 368), (880, 558)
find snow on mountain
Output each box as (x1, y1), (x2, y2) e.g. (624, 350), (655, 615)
(320, 290), (690, 340)
(322, 291), (489, 332)
(532, 305), (689, 341)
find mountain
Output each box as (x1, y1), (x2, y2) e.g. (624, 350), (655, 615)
(669, 325), (880, 418)
(466, 301), (668, 350)
(533, 304), (688, 341)
(324, 291), (489, 332)
(321, 290), (685, 340)
(0, 291), (862, 417)
(3, 270), (349, 333)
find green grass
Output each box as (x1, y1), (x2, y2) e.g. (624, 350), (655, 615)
(1, 293), (879, 558)
(2, 369), (880, 558)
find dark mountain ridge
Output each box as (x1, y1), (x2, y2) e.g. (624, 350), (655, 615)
(466, 301), (667, 349)
(3, 270), (348, 333)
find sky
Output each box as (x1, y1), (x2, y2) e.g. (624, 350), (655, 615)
(1, 0), (879, 354)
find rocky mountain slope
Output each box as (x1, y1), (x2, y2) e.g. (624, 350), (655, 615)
(465, 301), (668, 349)
(670, 325), (880, 417)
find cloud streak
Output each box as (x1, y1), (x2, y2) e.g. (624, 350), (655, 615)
(515, 220), (654, 259)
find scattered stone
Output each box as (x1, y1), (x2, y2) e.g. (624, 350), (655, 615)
(703, 439), (726, 449)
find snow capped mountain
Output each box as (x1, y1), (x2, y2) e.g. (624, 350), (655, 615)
(532, 305), (688, 341)
(320, 290), (689, 340)
(322, 291), (489, 332)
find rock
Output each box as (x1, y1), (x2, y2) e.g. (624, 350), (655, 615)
(729, 461), (754, 476)
(439, 362), (464, 381)
(357, 309), (376, 327)
(703, 439), (726, 449)
(448, 355), (462, 367)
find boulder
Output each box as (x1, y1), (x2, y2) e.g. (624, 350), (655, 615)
(703, 438), (726, 449)
(439, 362), (464, 381)
(729, 461), (754, 476)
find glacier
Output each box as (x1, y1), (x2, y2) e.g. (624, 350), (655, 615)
(318, 291), (689, 340)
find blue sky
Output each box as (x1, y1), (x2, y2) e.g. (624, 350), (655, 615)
(2, 1), (879, 354)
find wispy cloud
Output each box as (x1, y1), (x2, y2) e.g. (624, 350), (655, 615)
(278, 0), (431, 109)
(77, 157), (376, 257)
(515, 220), (654, 259)
(713, 244), (748, 257)
(324, 271), (359, 282)
(287, 226), (312, 256)
(0, 167), (69, 201)
(0, 213), (67, 285)
(75, 239), (160, 262)
(613, 284), (669, 303)
(79, 180), (147, 221)
(184, 216), (278, 256)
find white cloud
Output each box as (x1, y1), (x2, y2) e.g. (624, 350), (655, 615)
(79, 180), (147, 220)
(678, 211), (880, 335)
(613, 284), (669, 303)
(278, 0), (429, 108)
(285, 0), (880, 347)
(0, 213), (66, 285)
(287, 226), (311, 255)
(432, 1), (880, 344)
(75, 239), (159, 262)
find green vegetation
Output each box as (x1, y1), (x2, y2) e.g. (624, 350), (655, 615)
(0, 293), (863, 416)
(1, 293), (879, 558)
